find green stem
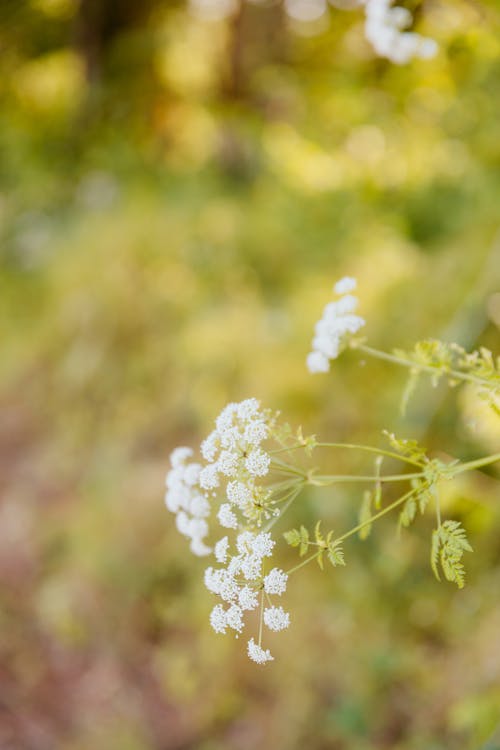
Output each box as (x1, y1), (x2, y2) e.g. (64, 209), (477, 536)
(286, 550), (323, 576)
(263, 486), (303, 533)
(270, 457), (307, 478)
(258, 588), (264, 647)
(309, 472), (422, 486)
(455, 452), (500, 474)
(333, 487), (418, 545)
(271, 441), (424, 467)
(286, 487), (418, 576)
(356, 343), (492, 389)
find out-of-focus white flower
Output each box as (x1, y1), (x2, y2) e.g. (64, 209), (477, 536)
(363, 0), (438, 64)
(218, 503), (238, 529)
(307, 277), (365, 373)
(165, 447), (212, 556)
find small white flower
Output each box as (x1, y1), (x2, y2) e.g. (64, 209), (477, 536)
(217, 450), (239, 477)
(363, 0), (437, 64)
(307, 276), (365, 373)
(214, 536), (230, 563)
(215, 402), (238, 433)
(306, 350), (330, 374)
(245, 448), (271, 477)
(252, 532), (275, 559)
(182, 462), (202, 486)
(199, 464), (220, 490)
(218, 503), (238, 529)
(247, 638), (274, 664)
(264, 606), (290, 632)
(227, 481), (253, 508)
(201, 431), (219, 462)
(204, 566), (221, 594)
(169, 446), (193, 468)
(236, 398), (260, 420)
(238, 586), (259, 611)
(264, 568), (288, 595)
(226, 603), (244, 633)
(334, 276), (357, 295)
(210, 604), (228, 634)
(244, 420), (268, 445)
(240, 554), (264, 581)
(189, 494), (210, 518)
(190, 537), (212, 556)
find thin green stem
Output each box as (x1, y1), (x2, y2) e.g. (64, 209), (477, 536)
(315, 442), (424, 467)
(309, 472), (423, 486)
(270, 457), (307, 478)
(455, 452), (500, 474)
(263, 485), (303, 533)
(334, 487), (418, 545)
(271, 441), (424, 467)
(356, 343), (492, 389)
(286, 487), (418, 577)
(258, 588), (265, 647)
(286, 550), (323, 576)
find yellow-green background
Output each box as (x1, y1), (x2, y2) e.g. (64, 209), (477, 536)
(1, 0), (499, 747)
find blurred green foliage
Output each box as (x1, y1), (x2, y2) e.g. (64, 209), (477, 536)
(0, 0), (499, 748)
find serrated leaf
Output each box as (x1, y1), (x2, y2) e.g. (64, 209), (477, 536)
(430, 521), (473, 588)
(314, 520), (325, 546)
(316, 548), (324, 571)
(327, 540), (345, 567)
(383, 431), (427, 464)
(399, 496), (417, 528)
(299, 525), (309, 557)
(283, 529), (301, 547)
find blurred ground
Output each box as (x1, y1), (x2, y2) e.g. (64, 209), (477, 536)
(0, 1), (500, 748)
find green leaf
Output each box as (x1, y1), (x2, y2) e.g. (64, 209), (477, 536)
(314, 520), (325, 546)
(327, 539), (346, 567)
(399, 496), (417, 528)
(430, 520), (473, 588)
(383, 431), (427, 464)
(358, 490), (372, 539)
(316, 548), (324, 571)
(283, 529), (301, 547)
(299, 525), (310, 557)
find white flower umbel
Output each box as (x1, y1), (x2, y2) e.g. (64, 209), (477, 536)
(247, 638), (274, 664)
(165, 447), (212, 556)
(264, 606), (290, 632)
(307, 277), (365, 374)
(263, 567), (288, 595)
(202, 398), (276, 529)
(363, 0), (438, 64)
(205, 530), (289, 662)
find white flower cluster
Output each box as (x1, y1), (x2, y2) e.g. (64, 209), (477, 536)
(200, 398), (274, 529)
(307, 276), (365, 374)
(205, 530), (290, 664)
(363, 0), (438, 65)
(164, 447), (212, 556)
(166, 399), (291, 663)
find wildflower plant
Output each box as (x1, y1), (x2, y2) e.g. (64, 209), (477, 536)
(165, 279), (499, 664)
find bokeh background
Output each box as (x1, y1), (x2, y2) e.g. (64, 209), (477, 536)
(1, 0), (500, 748)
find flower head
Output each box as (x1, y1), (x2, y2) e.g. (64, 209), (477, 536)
(307, 277), (365, 373)
(247, 638), (274, 664)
